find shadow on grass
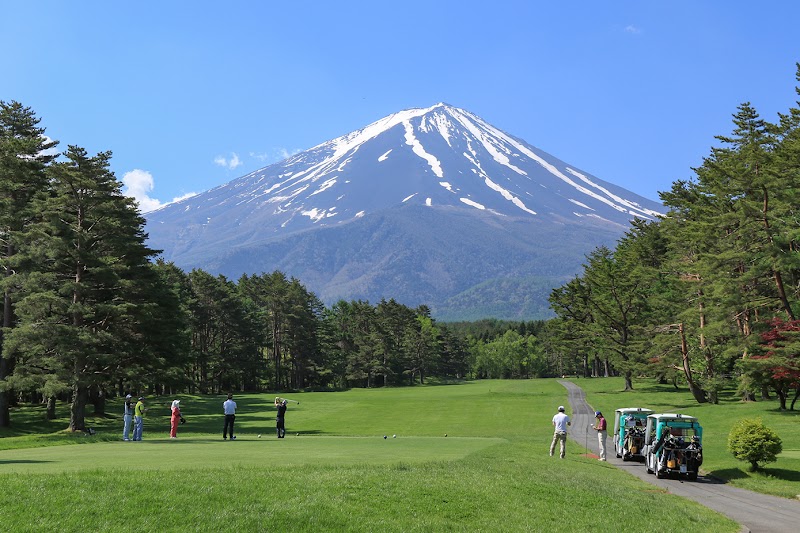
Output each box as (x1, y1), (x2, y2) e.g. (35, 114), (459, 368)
(708, 468), (749, 481)
(0, 460), (53, 464)
(757, 467), (800, 482)
(417, 379), (471, 386)
(710, 466), (800, 484)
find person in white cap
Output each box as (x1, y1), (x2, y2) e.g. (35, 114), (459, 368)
(550, 405), (571, 458)
(169, 399), (183, 439)
(122, 394), (134, 441)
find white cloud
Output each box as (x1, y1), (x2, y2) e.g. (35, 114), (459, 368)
(625, 25), (642, 34)
(214, 152), (242, 169)
(121, 169), (197, 213)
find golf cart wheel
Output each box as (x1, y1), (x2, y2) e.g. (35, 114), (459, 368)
(688, 471), (698, 481)
(655, 468), (665, 479)
(622, 454), (629, 462)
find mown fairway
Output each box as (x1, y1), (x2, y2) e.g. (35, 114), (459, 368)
(0, 380), (738, 532)
(575, 377), (800, 498)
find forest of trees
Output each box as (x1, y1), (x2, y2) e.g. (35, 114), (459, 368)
(4, 66), (800, 432)
(0, 100), (550, 431)
(545, 66), (800, 410)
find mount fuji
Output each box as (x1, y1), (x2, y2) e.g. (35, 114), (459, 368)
(145, 103), (662, 320)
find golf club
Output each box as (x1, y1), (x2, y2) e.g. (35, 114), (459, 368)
(284, 399), (300, 404)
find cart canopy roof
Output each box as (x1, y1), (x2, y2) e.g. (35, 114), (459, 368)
(615, 408), (653, 415)
(647, 413), (698, 423)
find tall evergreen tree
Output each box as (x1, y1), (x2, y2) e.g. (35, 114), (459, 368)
(5, 146), (157, 430)
(0, 101), (58, 427)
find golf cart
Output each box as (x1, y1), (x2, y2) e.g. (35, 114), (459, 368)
(613, 407), (652, 461)
(643, 413), (703, 480)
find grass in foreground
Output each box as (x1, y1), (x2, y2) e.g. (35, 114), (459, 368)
(0, 380), (738, 532)
(575, 376), (800, 498)
(1, 440), (736, 532)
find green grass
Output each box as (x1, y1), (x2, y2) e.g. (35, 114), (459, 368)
(574, 376), (800, 498)
(0, 380), (739, 532)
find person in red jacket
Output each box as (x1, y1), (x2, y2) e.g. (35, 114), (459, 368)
(170, 399), (184, 439)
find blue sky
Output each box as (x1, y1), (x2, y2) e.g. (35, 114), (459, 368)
(3, 1), (800, 212)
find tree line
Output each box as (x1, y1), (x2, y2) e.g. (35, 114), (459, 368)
(17, 58), (798, 436)
(1, 101), (556, 432)
(545, 65), (800, 409)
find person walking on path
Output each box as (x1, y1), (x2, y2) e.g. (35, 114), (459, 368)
(122, 394), (134, 441)
(593, 411), (607, 461)
(275, 396), (287, 438)
(133, 396), (147, 441)
(223, 393), (237, 440)
(550, 405), (571, 458)
(169, 399), (183, 439)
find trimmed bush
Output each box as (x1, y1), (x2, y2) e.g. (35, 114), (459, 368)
(727, 418), (782, 472)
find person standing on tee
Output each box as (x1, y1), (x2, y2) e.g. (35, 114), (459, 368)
(170, 399), (183, 439)
(593, 411), (608, 461)
(275, 396), (287, 438)
(122, 394), (134, 441)
(133, 397), (147, 441)
(550, 405), (571, 458)
(223, 393), (237, 440)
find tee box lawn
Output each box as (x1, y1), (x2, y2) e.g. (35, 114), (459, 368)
(0, 380), (739, 532)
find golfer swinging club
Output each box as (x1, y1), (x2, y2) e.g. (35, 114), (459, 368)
(275, 397), (288, 438)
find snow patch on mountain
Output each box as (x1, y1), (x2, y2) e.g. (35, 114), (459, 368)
(565, 167), (660, 219)
(568, 198), (594, 210)
(403, 120), (443, 178)
(450, 108), (527, 176)
(460, 197), (485, 210)
(484, 177), (537, 215)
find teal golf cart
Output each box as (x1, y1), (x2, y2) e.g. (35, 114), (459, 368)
(643, 413), (703, 480)
(613, 407), (652, 461)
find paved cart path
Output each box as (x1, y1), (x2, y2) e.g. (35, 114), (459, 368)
(560, 380), (800, 533)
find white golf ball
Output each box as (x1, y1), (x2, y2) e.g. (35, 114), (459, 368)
(393, 434), (396, 438)
(258, 434), (261, 438)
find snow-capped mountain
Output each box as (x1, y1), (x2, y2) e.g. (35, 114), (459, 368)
(146, 103), (662, 319)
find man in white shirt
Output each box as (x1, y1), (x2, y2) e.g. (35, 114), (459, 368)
(223, 393), (237, 440)
(550, 405), (571, 459)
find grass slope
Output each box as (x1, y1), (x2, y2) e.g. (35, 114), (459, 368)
(575, 377), (800, 498)
(0, 380), (738, 532)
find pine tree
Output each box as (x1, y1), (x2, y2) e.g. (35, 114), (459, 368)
(5, 146), (157, 431)
(0, 101), (58, 427)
